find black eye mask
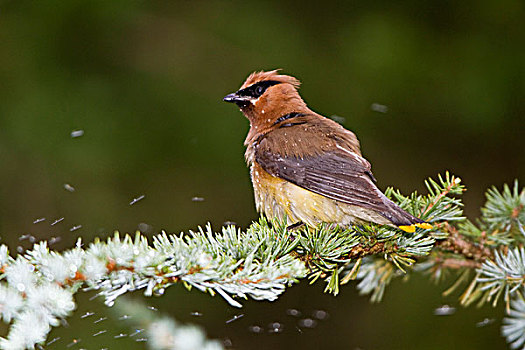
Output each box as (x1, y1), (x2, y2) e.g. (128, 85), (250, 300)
(236, 80), (281, 99)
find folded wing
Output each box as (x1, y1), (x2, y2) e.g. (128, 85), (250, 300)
(254, 136), (423, 226)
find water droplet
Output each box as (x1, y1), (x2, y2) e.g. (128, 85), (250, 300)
(330, 115), (346, 124)
(94, 317), (107, 324)
(93, 330), (106, 337)
(226, 314), (244, 323)
(267, 322), (283, 333)
(433, 305), (456, 316)
(81, 311), (95, 319)
(47, 337), (60, 345)
(33, 217), (45, 224)
(137, 223), (151, 232)
(298, 318), (317, 328)
(223, 338), (233, 348)
(51, 217), (64, 226)
(49, 236), (61, 245)
(191, 311), (203, 317)
(71, 130), (84, 138)
(64, 184), (75, 192)
(130, 195), (145, 205)
(248, 325), (264, 333)
(191, 196), (205, 202)
(370, 103), (388, 113)
(129, 329), (144, 337)
(312, 309), (329, 320)
(66, 339), (81, 348)
(286, 308), (302, 317)
(476, 318), (495, 327)
(70, 225), (82, 232)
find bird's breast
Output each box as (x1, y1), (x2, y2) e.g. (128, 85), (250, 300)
(250, 162), (376, 227)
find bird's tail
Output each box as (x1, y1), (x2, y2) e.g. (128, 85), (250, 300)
(380, 196), (432, 233)
(398, 222), (433, 233)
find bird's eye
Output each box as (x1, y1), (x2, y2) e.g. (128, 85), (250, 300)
(255, 86), (264, 96)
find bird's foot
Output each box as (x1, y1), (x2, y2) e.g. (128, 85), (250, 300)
(286, 221), (305, 231)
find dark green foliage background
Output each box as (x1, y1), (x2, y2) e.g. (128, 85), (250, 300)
(0, 0), (523, 349)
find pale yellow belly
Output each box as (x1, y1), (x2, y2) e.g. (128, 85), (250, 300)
(251, 164), (390, 227)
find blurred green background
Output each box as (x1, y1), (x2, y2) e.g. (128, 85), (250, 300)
(1, 0), (523, 349)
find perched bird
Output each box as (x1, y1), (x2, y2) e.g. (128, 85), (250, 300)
(223, 70), (431, 233)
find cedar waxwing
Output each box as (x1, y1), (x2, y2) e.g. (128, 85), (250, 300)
(223, 70), (431, 233)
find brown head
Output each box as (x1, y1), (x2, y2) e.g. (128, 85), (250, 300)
(223, 70), (311, 142)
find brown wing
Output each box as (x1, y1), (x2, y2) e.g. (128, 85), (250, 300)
(254, 135), (422, 226)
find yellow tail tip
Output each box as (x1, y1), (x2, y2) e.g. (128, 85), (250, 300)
(416, 223), (433, 230)
(398, 225), (416, 233)
(398, 223), (433, 232)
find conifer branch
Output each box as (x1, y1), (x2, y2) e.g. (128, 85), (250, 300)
(503, 296), (525, 349)
(0, 173), (523, 349)
(435, 222), (493, 264)
(112, 298), (224, 350)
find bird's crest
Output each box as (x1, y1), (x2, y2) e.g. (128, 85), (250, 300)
(241, 69), (301, 90)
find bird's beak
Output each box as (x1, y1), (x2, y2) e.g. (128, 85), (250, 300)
(223, 92), (250, 104)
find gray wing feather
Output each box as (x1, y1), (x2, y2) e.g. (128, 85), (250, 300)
(255, 147), (422, 225)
